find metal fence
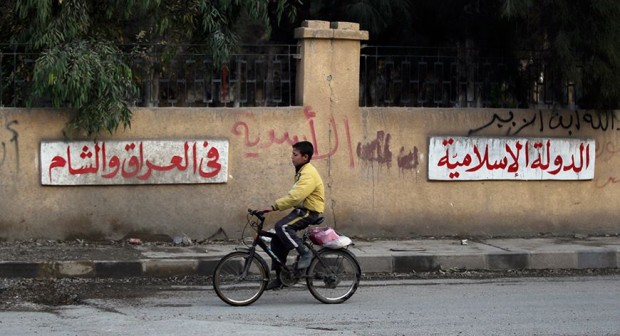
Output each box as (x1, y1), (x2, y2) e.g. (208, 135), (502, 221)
(0, 48), (37, 108)
(128, 44), (298, 107)
(360, 46), (579, 109)
(0, 44), (298, 108)
(1, 44), (579, 109)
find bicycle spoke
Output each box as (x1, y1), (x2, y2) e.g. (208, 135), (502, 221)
(306, 249), (361, 304)
(213, 251), (268, 306)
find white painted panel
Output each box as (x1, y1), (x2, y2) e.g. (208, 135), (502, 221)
(41, 140), (228, 185)
(428, 137), (595, 180)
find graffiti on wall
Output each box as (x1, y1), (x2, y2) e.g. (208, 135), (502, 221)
(41, 140), (228, 185)
(429, 136), (595, 180)
(357, 131), (392, 168)
(0, 117), (19, 174)
(397, 146), (419, 175)
(469, 110), (618, 136)
(356, 130), (420, 174)
(231, 106), (355, 167)
(594, 138), (620, 188)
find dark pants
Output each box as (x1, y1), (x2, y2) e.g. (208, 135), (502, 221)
(270, 208), (319, 271)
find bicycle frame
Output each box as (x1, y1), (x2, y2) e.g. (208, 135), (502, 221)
(240, 210), (321, 279)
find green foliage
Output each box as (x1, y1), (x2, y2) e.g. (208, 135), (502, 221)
(5, 0), (292, 137)
(32, 40), (137, 135)
(7, 0), (619, 124)
(14, 0), (89, 50)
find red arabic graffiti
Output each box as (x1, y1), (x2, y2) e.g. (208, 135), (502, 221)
(596, 176), (620, 188)
(594, 139), (620, 188)
(231, 106), (355, 167)
(430, 137), (595, 180)
(44, 140), (225, 184)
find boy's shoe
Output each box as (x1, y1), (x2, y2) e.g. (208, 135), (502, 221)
(296, 246), (313, 269)
(266, 278), (283, 290)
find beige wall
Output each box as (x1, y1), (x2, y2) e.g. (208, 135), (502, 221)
(351, 107), (619, 237)
(1, 21), (619, 241)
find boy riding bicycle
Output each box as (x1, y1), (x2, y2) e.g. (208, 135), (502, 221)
(259, 141), (325, 290)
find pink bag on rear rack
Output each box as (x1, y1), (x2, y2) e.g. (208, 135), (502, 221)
(308, 227), (339, 245)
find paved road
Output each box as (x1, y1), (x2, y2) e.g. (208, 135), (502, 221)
(1, 276), (619, 335)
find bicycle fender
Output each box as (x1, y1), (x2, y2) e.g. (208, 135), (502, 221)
(319, 247), (360, 261)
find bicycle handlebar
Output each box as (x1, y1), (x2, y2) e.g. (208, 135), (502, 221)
(247, 209), (266, 221)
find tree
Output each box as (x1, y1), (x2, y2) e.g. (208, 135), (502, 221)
(297, 0), (413, 44)
(3, 0), (294, 137)
(501, 0), (620, 110)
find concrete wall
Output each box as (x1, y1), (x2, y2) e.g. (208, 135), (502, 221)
(352, 107), (618, 238)
(1, 21), (619, 241)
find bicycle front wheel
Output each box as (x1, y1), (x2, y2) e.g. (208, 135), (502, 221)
(306, 248), (361, 304)
(212, 251), (268, 306)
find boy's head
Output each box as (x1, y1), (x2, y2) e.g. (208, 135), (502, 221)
(292, 141), (314, 165)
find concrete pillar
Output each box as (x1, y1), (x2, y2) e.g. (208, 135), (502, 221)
(294, 21), (369, 109)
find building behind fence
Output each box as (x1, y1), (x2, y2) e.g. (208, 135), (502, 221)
(1, 44), (580, 109)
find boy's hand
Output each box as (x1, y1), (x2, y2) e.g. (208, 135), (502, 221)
(259, 208), (273, 213)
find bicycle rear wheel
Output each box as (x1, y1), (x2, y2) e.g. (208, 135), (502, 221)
(212, 251), (268, 306)
(306, 248), (361, 304)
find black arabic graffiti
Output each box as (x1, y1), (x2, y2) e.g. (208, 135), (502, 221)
(468, 110), (618, 136)
(357, 130), (393, 168)
(397, 146), (419, 175)
(0, 118), (19, 171)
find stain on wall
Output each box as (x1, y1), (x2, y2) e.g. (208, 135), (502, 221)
(0, 116), (19, 176)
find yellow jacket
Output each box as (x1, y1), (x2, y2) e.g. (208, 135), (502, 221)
(273, 163), (324, 213)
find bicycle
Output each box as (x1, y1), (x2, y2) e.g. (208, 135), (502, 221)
(212, 209), (361, 306)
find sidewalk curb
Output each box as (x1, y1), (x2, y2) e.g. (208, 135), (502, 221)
(0, 249), (617, 278)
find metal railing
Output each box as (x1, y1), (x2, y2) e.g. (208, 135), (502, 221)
(0, 44), (298, 108)
(127, 44), (298, 107)
(359, 46), (580, 109)
(1, 44), (580, 109)
(0, 48), (38, 108)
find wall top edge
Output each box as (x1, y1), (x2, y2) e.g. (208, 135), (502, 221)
(294, 28), (369, 41)
(296, 20), (369, 41)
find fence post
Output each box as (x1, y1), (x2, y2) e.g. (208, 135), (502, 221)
(294, 20), (369, 111)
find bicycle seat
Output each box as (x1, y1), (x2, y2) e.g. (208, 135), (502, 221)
(311, 217), (325, 225)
